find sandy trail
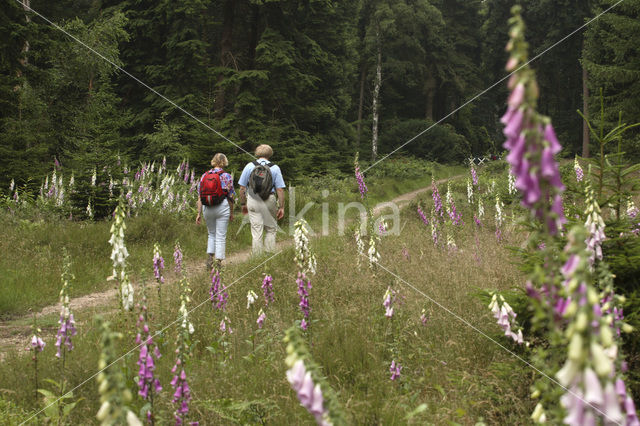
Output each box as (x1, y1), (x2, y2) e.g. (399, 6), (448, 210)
(0, 177), (455, 353)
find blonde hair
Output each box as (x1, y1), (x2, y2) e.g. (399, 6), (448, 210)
(255, 144), (273, 159)
(211, 153), (229, 168)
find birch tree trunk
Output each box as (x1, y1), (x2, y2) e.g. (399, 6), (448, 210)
(371, 29), (382, 163)
(356, 65), (366, 147)
(582, 62), (590, 158)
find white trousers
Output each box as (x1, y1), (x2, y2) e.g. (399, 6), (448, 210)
(203, 199), (230, 260)
(247, 193), (277, 255)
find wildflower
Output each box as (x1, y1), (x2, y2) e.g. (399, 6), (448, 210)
(109, 199), (134, 310)
(470, 165), (478, 186)
(467, 178), (473, 204)
(135, 284), (161, 420)
(294, 219), (317, 275)
(495, 195), (504, 229)
(172, 277), (196, 425)
(501, 9), (566, 235)
(417, 206), (429, 225)
(478, 197), (485, 219)
(508, 172), (516, 195)
(446, 233), (457, 252)
(354, 153), (368, 199)
(432, 178), (443, 220)
(91, 168), (97, 186)
(420, 309), (428, 326)
(284, 326), (344, 426)
(9, 179), (14, 192)
(286, 359), (328, 424)
(627, 199), (638, 219)
(96, 317), (141, 426)
(389, 360), (402, 381)
(297, 273), (312, 331)
(31, 334), (46, 352)
(430, 209), (439, 246)
(153, 243), (165, 284)
(247, 290), (258, 309)
(488, 293), (525, 345)
(354, 225), (366, 268)
(210, 269), (228, 311)
(584, 183), (605, 265)
(262, 275), (274, 306)
(174, 243), (183, 275)
(368, 234), (380, 269)
(56, 252), (77, 357)
(219, 316), (233, 334)
(382, 287), (395, 318)
(574, 157), (584, 183)
(257, 309), (266, 329)
(69, 174), (74, 189)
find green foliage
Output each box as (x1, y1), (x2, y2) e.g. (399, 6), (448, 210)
(379, 119), (471, 163)
(37, 379), (82, 424)
(196, 398), (277, 425)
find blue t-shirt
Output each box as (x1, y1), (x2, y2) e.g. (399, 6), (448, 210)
(238, 159), (285, 193)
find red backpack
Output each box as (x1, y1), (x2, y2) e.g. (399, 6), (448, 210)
(199, 170), (228, 206)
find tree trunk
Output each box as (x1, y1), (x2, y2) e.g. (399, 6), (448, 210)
(214, 0), (235, 119)
(356, 65), (366, 147)
(371, 29), (382, 163)
(582, 62), (590, 158)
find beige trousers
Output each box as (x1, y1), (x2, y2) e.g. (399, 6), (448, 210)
(247, 193), (278, 255)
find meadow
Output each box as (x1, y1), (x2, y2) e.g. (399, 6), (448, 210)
(0, 157), (539, 424)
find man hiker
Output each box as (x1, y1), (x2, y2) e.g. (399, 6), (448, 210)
(238, 144), (286, 255)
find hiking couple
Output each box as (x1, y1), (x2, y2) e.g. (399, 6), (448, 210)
(195, 144), (285, 271)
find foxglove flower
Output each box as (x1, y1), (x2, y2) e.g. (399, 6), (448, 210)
(9, 178), (14, 192)
(470, 165), (478, 186)
(354, 225), (366, 268)
(172, 276), (196, 425)
(467, 178), (473, 204)
(153, 243), (165, 284)
(420, 309), (428, 326)
(389, 360), (402, 381)
(109, 199), (133, 310)
(501, 11), (566, 235)
(574, 157), (584, 183)
(584, 183), (605, 265)
(91, 168), (97, 186)
(432, 179), (444, 220)
(354, 153), (368, 199)
(297, 273), (312, 330)
(96, 317), (142, 426)
(56, 253), (77, 357)
(294, 219), (317, 275)
(262, 275), (274, 306)
(257, 309), (266, 329)
(174, 243), (183, 275)
(246, 290), (258, 309)
(508, 172), (516, 195)
(284, 326), (344, 426)
(488, 293), (525, 345)
(135, 284), (161, 420)
(368, 234), (380, 269)
(382, 287), (395, 318)
(210, 269), (229, 311)
(31, 334), (46, 352)
(417, 206), (429, 225)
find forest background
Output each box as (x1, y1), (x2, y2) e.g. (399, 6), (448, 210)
(1, 0), (639, 190)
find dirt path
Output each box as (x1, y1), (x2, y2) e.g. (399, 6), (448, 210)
(0, 176), (456, 353)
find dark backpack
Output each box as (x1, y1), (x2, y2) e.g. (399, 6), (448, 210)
(199, 170), (228, 206)
(248, 161), (274, 200)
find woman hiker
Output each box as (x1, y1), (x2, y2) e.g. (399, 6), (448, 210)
(196, 153), (235, 271)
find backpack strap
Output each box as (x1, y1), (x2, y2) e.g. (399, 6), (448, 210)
(253, 160), (274, 168)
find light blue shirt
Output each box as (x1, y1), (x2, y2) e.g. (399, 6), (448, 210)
(238, 158), (285, 192)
